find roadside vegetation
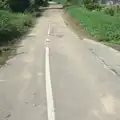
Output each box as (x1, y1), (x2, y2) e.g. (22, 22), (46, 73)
(55, 0), (120, 44)
(0, 0), (48, 43)
(0, 0), (48, 67)
(66, 6), (120, 44)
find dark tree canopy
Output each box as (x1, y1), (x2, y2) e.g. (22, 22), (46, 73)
(9, 0), (30, 12)
(8, 0), (46, 12)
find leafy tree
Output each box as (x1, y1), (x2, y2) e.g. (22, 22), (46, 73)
(9, 0), (30, 12)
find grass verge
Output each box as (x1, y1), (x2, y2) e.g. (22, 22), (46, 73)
(66, 6), (120, 44)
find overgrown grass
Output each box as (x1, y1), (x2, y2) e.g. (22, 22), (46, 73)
(66, 6), (120, 44)
(0, 10), (33, 42)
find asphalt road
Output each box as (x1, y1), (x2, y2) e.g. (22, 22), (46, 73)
(1, 3), (120, 120)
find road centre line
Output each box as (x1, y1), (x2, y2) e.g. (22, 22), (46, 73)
(45, 24), (55, 120)
(48, 24), (51, 36)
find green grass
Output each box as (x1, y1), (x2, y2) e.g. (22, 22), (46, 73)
(66, 6), (120, 44)
(0, 10), (33, 42)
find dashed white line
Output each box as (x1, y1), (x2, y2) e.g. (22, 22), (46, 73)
(45, 24), (55, 120)
(45, 46), (55, 120)
(0, 80), (7, 82)
(48, 24), (51, 36)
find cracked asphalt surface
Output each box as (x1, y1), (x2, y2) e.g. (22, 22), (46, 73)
(1, 3), (120, 120)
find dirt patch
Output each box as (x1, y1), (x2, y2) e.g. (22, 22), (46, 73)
(0, 37), (25, 68)
(0, 44), (17, 68)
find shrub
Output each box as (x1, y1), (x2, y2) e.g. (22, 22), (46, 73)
(85, 3), (94, 10)
(113, 5), (120, 16)
(0, 10), (33, 42)
(0, 0), (9, 10)
(103, 6), (115, 16)
(115, 4), (120, 13)
(82, 0), (101, 11)
(85, 3), (101, 11)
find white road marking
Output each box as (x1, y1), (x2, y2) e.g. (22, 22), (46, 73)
(37, 72), (43, 76)
(48, 24), (51, 36)
(46, 39), (50, 42)
(45, 23), (55, 120)
(45, 46), (55, 120)
(0, 80), (7, 82)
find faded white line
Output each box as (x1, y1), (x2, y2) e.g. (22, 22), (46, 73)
(45, 23), (55, 120)
(46, 38), (50, 42)
(48, 24), (51, 36)
(45, 46), (55, 120)
(0, 80), (7, 82)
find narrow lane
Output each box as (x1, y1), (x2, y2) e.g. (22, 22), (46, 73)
(1, 3), (120, 120)
(0, 15), (48, 120)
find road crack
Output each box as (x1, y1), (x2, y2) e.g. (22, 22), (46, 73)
(89, 48), (120, 77)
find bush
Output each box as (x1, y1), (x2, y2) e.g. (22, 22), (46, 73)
(113, 5), (120, 16)
(0, 10), (33, 42)
(102, 5), (120, 16)
(82, 0), (101, 11)
(85, 3), (94, 10)
(67, 7), (120, 44)
(0, 0), (9, 10)
(85, 3), (101, 11)
(115, 4), (120, 13)
(103, 6), (115, 16)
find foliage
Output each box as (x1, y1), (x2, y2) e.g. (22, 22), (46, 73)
(100, 5), (120, 16)
(66, 6), (120, 44)
(0, 0), (46, 43)
(115, 4), (120, 13)
(0, 10), (33, 42)
(102, 6), (115, 16)
(82, 0), (101, 10)
(85, 3), (101, 11)
(0, 0), (9, 10)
